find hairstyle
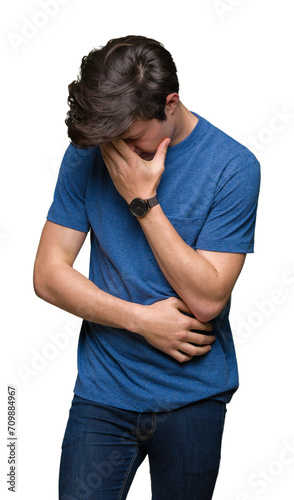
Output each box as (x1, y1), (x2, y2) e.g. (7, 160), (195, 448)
(65, 35), (179, 148)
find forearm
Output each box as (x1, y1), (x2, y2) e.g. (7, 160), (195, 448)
(101, 136), (245, 323)
(34, 261), (215, 362)
(139, 205), (228, 321)
(33, 262), (143, 332)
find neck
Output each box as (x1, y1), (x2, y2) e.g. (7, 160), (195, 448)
(170, 102), (198, 146)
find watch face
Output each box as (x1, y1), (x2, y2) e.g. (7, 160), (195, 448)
(129, 198), (148, 217)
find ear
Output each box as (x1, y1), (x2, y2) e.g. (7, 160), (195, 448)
(165, 93), (180, 115)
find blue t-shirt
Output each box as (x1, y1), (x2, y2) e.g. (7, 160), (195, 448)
(47, 113), (260, 412)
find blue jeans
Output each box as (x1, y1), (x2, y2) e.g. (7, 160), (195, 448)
(59, 395), (226, 500)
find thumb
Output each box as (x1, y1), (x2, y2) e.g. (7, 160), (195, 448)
(154, 137), (171, 163)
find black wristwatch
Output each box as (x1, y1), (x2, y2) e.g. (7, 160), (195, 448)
(129, 195), (159, 218)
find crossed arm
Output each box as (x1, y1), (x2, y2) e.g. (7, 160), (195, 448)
(100, 138), (246, 322)
(34, 138), (245, 362)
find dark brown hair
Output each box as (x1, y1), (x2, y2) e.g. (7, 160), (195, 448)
(65, 35), (179, 148)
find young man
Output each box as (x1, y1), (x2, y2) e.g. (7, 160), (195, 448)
(34, 35), (260, 499)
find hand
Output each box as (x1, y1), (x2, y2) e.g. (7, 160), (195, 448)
(138, 297), (215, 363)
(100, 137), (170, 203)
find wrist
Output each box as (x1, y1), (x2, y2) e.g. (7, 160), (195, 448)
(129, 195), (159, 218)
(124, 302), (147, 336)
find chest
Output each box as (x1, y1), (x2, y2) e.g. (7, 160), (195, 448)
(85, 152), (218, 257)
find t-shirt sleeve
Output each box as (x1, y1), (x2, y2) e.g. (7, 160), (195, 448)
(47, 143), (98, 233)
(196, 156), (261, 253)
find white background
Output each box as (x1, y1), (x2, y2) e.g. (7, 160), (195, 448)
(1, 0), (294, 498)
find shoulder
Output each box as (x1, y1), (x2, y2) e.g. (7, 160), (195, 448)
(56, 143), (103, 195)
(198, 115), (260, 184)
(201, 115), (257, 161)
(60, 143), (101, 174)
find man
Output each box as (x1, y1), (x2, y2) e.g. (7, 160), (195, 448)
(34, 35), (260, 499)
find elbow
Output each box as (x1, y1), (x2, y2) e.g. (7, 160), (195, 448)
(33, 262), (50, 302)
(190, 297), (230, 323)
(33, 268), (44, 299)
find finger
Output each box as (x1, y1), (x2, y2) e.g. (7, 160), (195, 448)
(153, 137), (171, 164)
(180, 343), (212, 358)
(101, 143), (126, 173)
(112, 138), (137, 162)
(100, 142), (115, 154)
(186, 332), (215, 345)
(171, 350), (193, 363)
(101, 142), (121, 163)
(100, 143), (112, 165)
(173, 299), (213, 332)
(189, 318), (213, 332)
(174, 298), (194, 316)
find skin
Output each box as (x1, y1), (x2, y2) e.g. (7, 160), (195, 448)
(34, 94), (245, 363)
(100, 95), (246, 322)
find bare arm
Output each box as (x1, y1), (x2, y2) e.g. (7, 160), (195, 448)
(139, 206), (245, 322)
(101, 138), (246, 322)
(33, 221), (139, 328)
(33, 221), (215, 362)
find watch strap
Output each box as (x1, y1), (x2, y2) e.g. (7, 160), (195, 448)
(129, 195), (159, 217)
(146, 195), (159, 209)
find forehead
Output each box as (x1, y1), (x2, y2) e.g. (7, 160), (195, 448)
(120, 119), (153, 140)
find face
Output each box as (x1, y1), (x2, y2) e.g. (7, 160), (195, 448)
(120, 117), (175, 161)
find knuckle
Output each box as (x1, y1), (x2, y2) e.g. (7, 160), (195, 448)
(175, 331), (187, 342)
(194, 320), (211, 331)
(190, 345), (204, 356)
(170, 340), (181, 351)
(195, 334), (208, 345)
(193, 323), (206, 332)
(183, 317), (193, 329)
(193, 345), (204, 354)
